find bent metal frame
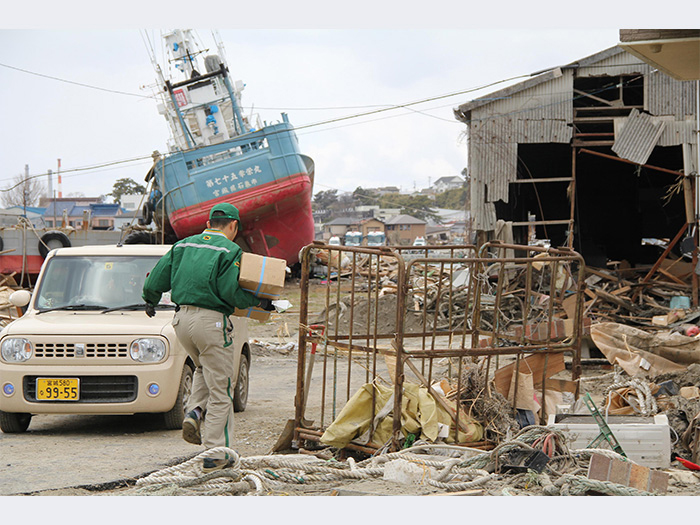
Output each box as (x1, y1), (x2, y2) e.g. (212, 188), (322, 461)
(293, 241), (585, 453)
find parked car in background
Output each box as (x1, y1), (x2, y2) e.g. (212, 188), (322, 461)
(344, 231), (362, 246)
(366, 231), (386, 246)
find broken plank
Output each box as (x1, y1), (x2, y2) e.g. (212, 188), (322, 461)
(657, 267), (687, 286)
(493, 352), (565, 397)
(594, 289), (641, 314)
(429, 489), (484, 496)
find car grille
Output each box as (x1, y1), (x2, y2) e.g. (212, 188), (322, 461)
(23, 375), (138, 403)
(33, 342), (129, 358)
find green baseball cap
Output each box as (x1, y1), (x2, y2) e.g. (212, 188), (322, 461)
(209, 203), (240, 222)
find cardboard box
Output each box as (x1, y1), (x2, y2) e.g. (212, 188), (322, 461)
(233, 253), (286, 321)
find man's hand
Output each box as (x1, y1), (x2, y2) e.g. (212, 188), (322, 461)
(145, 303), (156, 317)
(259, 299), (275, 312)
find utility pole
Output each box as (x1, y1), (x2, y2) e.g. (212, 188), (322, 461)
(23, 165), (29, 218)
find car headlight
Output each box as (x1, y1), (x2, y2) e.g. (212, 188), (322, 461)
(1, 338), (33, 362)
(130, 338), (166, 363)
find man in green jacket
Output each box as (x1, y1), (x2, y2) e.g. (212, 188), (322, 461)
(142, 203), (273, 472)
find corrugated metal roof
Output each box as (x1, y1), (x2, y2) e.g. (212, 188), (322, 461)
(612, 109), (666, 165)
(575, 49), (648, 77)
(460, 70), (573, 124)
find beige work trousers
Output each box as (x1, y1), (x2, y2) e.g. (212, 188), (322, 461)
(173, 305), (235, 458)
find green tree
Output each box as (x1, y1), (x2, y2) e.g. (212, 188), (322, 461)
(434, 188), (468, 210)
(313, 189), (338, 210)
(108, 178), (146, 205)
(352, 187), (378, 206)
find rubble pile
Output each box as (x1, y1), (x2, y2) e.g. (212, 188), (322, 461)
(302, 246), (700, 494)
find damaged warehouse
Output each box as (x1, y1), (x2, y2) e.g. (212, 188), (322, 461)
(453, 45), (698, 273)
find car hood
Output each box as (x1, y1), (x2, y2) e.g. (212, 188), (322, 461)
(2, 310), (176, 337)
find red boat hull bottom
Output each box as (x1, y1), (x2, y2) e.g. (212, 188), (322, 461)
(168, 175), (314, 265)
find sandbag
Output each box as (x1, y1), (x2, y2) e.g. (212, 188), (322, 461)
(320, 382), (483, 449)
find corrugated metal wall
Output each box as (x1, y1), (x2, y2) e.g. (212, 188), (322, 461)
(471, 72), (574, 123)
(468, 72), (573, 230)
(576, 51), (649, 77)
(646, 71), (698, 119)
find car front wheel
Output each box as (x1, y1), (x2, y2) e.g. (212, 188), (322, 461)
(163, 364), (193, 429)
(233, 354), (249, 413)
(0, 411), (32, 433)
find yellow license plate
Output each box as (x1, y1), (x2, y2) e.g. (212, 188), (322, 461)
(36, 378), (80, 401)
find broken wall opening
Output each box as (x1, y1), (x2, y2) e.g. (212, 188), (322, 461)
(575, 145), (686, 267)
(494, 143), (572, 248)
(573, 74), (645, 108)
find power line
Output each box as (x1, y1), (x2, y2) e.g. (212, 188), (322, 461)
(0, 61), (153, 99)
(0, 155), (154, 193)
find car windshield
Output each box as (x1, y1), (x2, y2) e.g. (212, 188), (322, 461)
(34, 255), (170, 311)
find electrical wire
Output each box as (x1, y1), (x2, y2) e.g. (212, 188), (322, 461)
(0, 61), (153, 99)
(0, 155), (154, 193)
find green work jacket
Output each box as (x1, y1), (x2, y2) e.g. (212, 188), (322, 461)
(142, 228), (260, 315)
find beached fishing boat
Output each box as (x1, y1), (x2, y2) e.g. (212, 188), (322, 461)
(139, 29), (315, 266)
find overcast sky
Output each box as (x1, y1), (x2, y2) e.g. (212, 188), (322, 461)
(0, 4), (679, 205)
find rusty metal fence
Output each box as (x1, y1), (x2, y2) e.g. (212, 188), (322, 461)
(294, 241), (586, 453)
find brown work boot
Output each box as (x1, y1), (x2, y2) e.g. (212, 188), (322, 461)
(202, 457), (232, 473)
(182, 410), (201, 445)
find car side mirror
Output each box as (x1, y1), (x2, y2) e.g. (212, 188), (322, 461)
(9, 290), (31, 308)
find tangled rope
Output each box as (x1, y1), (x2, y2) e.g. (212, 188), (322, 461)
(128, 424), (661, 496)
(604, 377), (658, 417)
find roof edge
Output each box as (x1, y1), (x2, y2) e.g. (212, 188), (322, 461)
(454, 46), (628, 122)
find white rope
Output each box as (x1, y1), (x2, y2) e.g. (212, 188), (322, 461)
(127, 426), (658, 496)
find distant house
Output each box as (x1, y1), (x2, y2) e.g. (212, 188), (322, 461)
(323, 217), (361, 240)
(359, 218), (384, 238)
(0, 206), (46, 228)
(113, 209), (141, 230)
(373, 208), (401, 222)
(433, 176), (464, 193)
(120, 194), (146, 214)
(426, 225), (450, 245)
(385, 214), (427, 245)
(42, 198), (126, 230)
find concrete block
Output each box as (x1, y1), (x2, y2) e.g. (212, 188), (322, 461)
(587, 454), (668, 494)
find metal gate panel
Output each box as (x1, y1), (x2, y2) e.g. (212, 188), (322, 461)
(294, 242), (584, 453)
